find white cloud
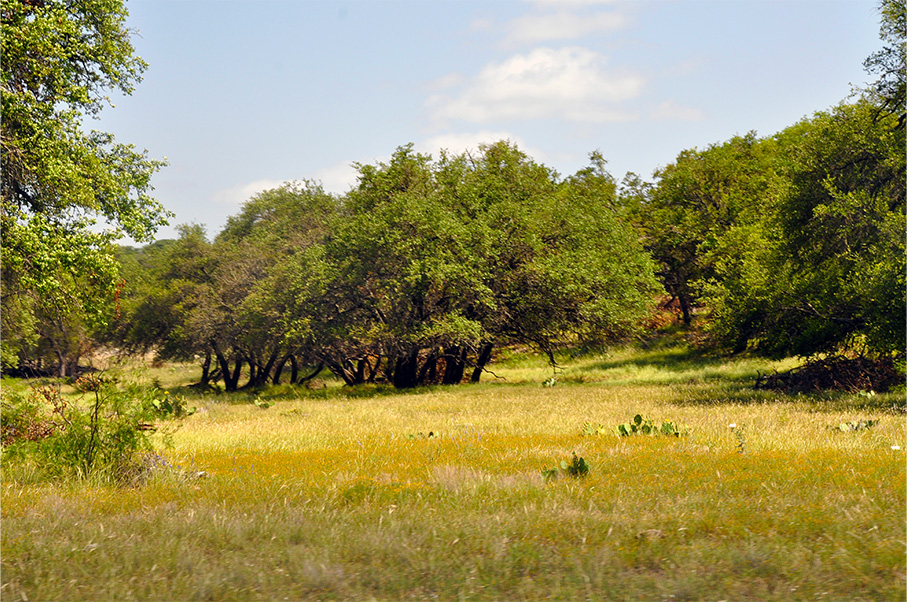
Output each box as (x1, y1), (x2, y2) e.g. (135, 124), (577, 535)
(426, 72), (466, 91)
(417, 131), (544, 160)
(313, 161), (361, 195)
(505, 11), (625, 45)
(210, 179), (288, 207)
(427, 47), (643, 124)
(650, 100), (706, 122)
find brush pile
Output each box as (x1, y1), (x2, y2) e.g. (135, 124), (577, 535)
(755, 356), (902, 393)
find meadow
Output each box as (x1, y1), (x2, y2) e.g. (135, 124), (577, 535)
(1, 342), (905, 601)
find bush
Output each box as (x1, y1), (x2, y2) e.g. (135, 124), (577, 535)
(0, 387), (58, 446)
(1, 374), (175, 484)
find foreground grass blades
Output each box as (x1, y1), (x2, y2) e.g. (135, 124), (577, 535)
(2, 349), (904, 601)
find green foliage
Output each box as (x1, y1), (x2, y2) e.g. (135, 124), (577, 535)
(1, 374), (175, 483)
(621, 133), (777, 327)
(564, 452), (590, 477)
(1, 0), (169, 374)
(542, 452), (589, 481)
(0, 387), (57, 446)
(835, 419), (877, 432)
(702, 100), (905, 358)
(581, 421), (608, 436)
(317, 141), (661, 388)
(150, 390), (195, 418)
(615, 414), (687, 437)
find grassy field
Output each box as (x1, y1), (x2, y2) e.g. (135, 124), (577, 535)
(2, 343), (905, 601)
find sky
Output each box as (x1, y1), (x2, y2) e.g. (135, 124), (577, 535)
(93, 0), (885, 242)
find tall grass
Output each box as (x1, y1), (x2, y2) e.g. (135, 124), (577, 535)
(2, 344), (904, 601)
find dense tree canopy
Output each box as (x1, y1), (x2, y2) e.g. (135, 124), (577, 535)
(704, 101), (905, 358)
(631, 98), (905, 359)
(1, 0), (169, 374)
(111, 144), (661, 390)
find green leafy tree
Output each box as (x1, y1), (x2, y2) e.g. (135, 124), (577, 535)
(110, 183), (339, 391)
(863, 0), (906, 129)
(214, 181), (338, 389)
(103, 225), (218, 380)
(705, 101), (905, 358)
(446, 144), (661, 367)
(1, 0), (169, 374)
(321, 145), (485, 387)
(319, 142), (661, 388)
(623, 133), (780, 327)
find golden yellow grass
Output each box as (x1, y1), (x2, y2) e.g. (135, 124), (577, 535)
(2, 348), (904, 601)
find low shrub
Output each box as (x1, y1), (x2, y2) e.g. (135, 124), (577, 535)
(583, 414), (688, 437)
(542, 452), (589, 481)
(1, 374), (180, 484)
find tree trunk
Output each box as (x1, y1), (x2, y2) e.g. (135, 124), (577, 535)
(246, 359), (259, 389)
(289, 355), (299, 383)
(679, 292), (692, 326)
(324, 357), (357, 386)
(392, 349), (421, 389)
(442, 346), (467, 385)
(470, 342), (494, 383)
(213, 343), (243, 392)
(227, 355), (243, 392)
(366, 356), (382, 383)
(355, 358), (369, 383)
(417, 349), (439, 385)
(200, 351), (213, 385)
(297, 361), (325, 384)
(56, 350), (67, 378)
(273, 355), (289, 385)
(257, 348), (279, 387)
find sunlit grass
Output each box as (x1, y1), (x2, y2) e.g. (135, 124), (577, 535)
(2, 343), (905, 601)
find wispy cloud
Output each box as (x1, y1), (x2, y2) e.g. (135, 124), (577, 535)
(313, 161), (361, 195)
(650, 100), (706, 122)
(505, 11), (625, 45)
(210, 179), (288, 206)
(418, 131), (544, 160)
(427, 47), (643, 124)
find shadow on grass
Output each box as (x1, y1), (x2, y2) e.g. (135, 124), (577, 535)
(571, 343), (786, 389)
(167, 379), (449, 405)
(587, 345), (719, 374)
(665, 379), (907, 412)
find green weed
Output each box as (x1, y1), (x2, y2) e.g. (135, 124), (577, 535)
(614, 413), (688, 437)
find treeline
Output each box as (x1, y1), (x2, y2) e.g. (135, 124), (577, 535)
(102, 143), (662, 390)
(2, 1), (903, 389)
(5, 97), (904, 389)
(624, 99), (905, 360)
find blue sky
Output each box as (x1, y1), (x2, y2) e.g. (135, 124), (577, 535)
(95, 0), (883, 241)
